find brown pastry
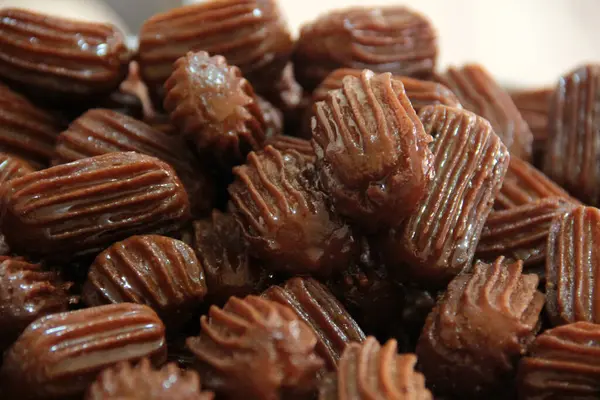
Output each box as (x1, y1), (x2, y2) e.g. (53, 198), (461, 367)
(0, 8), (129, 103)
(82, 235), (207, 328)
(229, 145), (356, 276)
(436, 64), (534, 161)
(517, 322), (600, 399)
(186, 295), (324, 399)
(139, 0), (293, 103)
(319, 337), (432, 400)
(192, 210), (268, 305)
(0, 83), (62, 167)
(264, 135), (315, 162)
(495, 156), (579, 210)
(262, 277), (366, 370)
(544, 64), (600, 205)
(378, 105), (509, 286)
(312, 70), (434, 232)
(0, 153), (35, 184)
(511, 88), (553, 163)
(546, 205), (600, 325)
(86, 358), (214, 400)
(476, 197), (575, 270)
(416, 257), (545, 398)
(0, 258), (74, 352)
(0, 303), (167, 400)
(259, 63), (305, 127)
(293, 6), (437, 90)
(257, 95), (284, 137)
(163, 51), (269, 166)
(1, 152), (190, 261)
(52, 108), (215, 215)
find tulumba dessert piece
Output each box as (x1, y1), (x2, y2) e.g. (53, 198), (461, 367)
(293, 6), (437, 91)
(311, 70), (434, 232)
(139, 0), (293, 103)
(319, 337), (432, 400)
(1, 152), (191, 261)
(264, 135), (315, 162)
(517, 322), (600, 400)
(416, 257), (545, 398)
(262, 277), (366, 371)
(543, 64), (600, 205)
(511, 87), (553, 163)
(546, 205), (600, 326)
(86, 358), (214, 400)
(436, 64), (534, 161)
(0, 83), (62, 167)
(52, 108), (215, 215)
(0, 257), (75, 352)
(229, 145), (356, 276)
(0, 8), (129, 103)
(186, 295), (324, 400)
(163, 51), (270, 167)
(0, 153), (35, 184)
(82, 235), (207, 329)
(192, 210), (268, 305)
(378, 105), (509, 286)
(0, 303), (167, 400)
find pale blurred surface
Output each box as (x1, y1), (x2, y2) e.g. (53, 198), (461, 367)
(1, 0), (599, 87)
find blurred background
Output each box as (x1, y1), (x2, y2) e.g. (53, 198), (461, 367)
(1, 0), (598, 88)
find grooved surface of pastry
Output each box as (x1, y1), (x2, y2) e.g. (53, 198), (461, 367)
(0, 153), (35, 184)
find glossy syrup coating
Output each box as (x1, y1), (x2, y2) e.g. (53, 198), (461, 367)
(0, 83), (62, 168)
(82, 235), (207, 329)
(416, 257), (545, 398)
(311, 70), (434, 232)
(186, 295), (324, 400)
(546, 205), (600, 326)
(543, 64), (600, 205)
(52, 108), (215, 215)
(163, 51), (269, 167)
(229, 146), (356, 276)
(0, 8), (130, 103)
(0, 303), (167, 400)
(319, 337), (432, 400)
(262, 277), (366, 371)
(264, 135), (316, 163)
(0, 258), (75, 353)
(0, 153), (35, 184)
(86, 359), (214, 400)
(1, 152), (191, 261)
(378, 105), (509, 287)
(495, 156), (579, 210)
(193, 210), (268, 305)
(293, 6), (437, 90)
(476, 197), (576, 270)
(139, 0), (293, 103)
(517, 322), (600, 399)
(437, 64), (534, 161)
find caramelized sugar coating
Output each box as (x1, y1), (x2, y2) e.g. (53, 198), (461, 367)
(0, 258), (74, 352)
(262, 277), (366, 371)
(293, 6), (437, 90)
(164, 51), (269, 167)
(0, 153), (35, 184)
(517, 322), (600, 400)
(495, 156), (579, 210)
(83, 235), (207, 328)
(53, 108), (215, 215)
(319, 337), (432, 400)
(437, 64), (533, 161)
(86, 359), (214, 400)
(379, 105), (509, 287)
(0, 8), (129, 102)
(0, 303), (167, 400)
(139, 0), (293, 102)
(544, 64), (600, 205)
(229, 146), (356, 276)
(0, 83), (62, 167)
(546, 205), (600, 326)
(312, 70), (434, 232)
(416, 258), (545, 398)
(1, 152), (191, 261)
(476, 197), (575, 269)
(192, 210), (268, 305)
(186, 295), (324, 400)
